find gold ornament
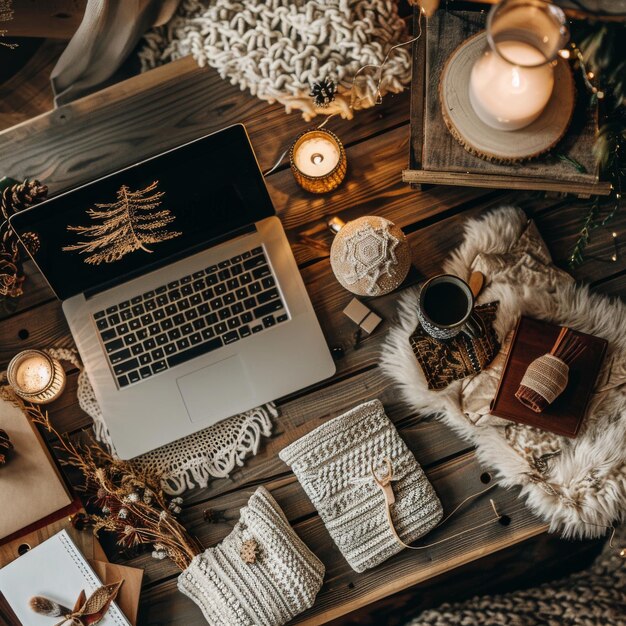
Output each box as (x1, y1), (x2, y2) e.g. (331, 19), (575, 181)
(63, 180), (182, 265)
(240, 538), (259, 564)
(329, 216), (411, 296)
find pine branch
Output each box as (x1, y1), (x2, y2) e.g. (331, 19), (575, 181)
(567, 21), (625, 267)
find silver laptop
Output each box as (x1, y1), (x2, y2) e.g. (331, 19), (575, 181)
(11, 124), (335, 458)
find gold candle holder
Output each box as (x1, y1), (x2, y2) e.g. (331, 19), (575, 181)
(289, 128), (347, 194)
(7, 350), (66, 404)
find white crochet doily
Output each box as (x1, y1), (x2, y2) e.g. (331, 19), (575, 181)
(138, 0), (413, 120)
(47, 348), (275, 495)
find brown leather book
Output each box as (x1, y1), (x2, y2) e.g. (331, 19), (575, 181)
(0, 396), (76, 544)
(490, 317), (607, 437)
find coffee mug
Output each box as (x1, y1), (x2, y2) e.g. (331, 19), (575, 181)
(417, 274), (484, 340)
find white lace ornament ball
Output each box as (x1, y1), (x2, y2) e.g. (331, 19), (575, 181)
(330, 216), (411, 296)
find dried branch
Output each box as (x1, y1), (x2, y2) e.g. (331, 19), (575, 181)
(1, 387), (204, 570)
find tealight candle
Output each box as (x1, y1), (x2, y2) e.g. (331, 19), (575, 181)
(289, 128), (347, 194)
(7, 350), (66, 404)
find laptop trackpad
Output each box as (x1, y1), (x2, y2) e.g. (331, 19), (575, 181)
(177, 356), (253, 423)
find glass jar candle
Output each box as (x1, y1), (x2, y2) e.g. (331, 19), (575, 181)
(469, 0), (568, 131)
(7, 350), (67, 404)
(289, 129), (347, 194)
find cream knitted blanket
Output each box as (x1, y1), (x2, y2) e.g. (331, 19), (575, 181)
(138, 0), (412, 120)
(382, 207), (626, 539)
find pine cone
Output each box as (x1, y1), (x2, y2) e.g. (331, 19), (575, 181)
(0, 224), (23, 298)
(0, 178), (48, 298)
(1, 179), (48, 220)
(0, 428), (13, 466)
(21, 231), (40, 255)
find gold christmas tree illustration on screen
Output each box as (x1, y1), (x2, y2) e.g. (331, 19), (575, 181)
(62, 180), (182, 265)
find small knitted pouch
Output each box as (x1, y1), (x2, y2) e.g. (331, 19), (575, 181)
(178, 486), (325, 626)
(279, 400), (443, 573)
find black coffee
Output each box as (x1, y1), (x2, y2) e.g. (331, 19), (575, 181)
(423, 281), (469, 326)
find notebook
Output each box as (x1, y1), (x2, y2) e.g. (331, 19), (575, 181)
(490, 316), (607, 437)
(0, 394), (76, 543)
(0, 530), (131, 626)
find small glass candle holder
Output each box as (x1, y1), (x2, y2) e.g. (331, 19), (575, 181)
(469, 0), (569, 131)
(6, 350), (66, 404)
(289, 128), (347, 194)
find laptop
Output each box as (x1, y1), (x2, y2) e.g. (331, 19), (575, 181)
(11, 124), (335, 458)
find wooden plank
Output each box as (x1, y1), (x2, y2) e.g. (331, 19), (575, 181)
(0, 56), (410, 195)
(0, 124), (493, 324)
(180, 365), (471, 507)
(136, 452), (546, 625)
(591, 272), (626, 300)
(408, 7), (427, 172)
(0, 298), (71, 369)
(7, 0), (86, 39)
(533, 203), (626, 283)
(0, 185), (510, 372)
(325, 531), (604, 625)
(45, 365), (472, 506)
(402, 169), (613, 195)
(0, 40), (65, 131)
(0, 260), (55, 321)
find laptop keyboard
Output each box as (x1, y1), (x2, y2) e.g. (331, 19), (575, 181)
(93, 246), (288, 388)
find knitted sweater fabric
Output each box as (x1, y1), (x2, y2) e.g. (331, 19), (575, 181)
(407, 525), (626, 626)
(178, 486), (325, 625)
(280, 399), (443, 573)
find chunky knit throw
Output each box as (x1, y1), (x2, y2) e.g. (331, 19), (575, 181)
(406, 525), (625, 626)
(280, 400), (443, 573)
(178, 487), (325, 626)
(138, 0), (412, 120)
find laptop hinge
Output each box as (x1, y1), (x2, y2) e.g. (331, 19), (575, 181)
(84, 223), (257, 300)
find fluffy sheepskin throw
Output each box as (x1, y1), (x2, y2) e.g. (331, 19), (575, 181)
(381, 207), (626, 539)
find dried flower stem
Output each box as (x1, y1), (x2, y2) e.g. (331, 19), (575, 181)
(1, 387), (203, 570)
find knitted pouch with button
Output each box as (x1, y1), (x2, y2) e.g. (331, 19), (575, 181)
(178, 486), (325, 626)
(279, 399), (443, 573)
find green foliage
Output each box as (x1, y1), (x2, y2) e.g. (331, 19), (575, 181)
(568, 21), (625, 268)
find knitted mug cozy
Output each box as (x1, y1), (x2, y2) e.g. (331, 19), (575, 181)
(178, 487), (324, 626)
(279, 400), (443, 573)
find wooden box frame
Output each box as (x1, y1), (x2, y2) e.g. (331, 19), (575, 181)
(402, 5), (613, 196)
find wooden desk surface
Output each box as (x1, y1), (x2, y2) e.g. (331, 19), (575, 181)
(0, 55), (624, 625)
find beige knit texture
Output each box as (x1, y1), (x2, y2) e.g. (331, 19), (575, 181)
(178, 487), (325, 625)
(280, 400), (443, 573)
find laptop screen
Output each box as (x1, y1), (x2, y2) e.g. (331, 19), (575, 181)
(10, 125), (275, 301)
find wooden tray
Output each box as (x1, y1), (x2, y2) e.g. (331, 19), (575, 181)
(403, 7), (613, 196)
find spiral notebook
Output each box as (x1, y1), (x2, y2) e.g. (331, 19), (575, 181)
(0, 530), (130, 626)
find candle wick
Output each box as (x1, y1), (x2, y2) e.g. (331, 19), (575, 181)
(311, 153), (324, 165)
